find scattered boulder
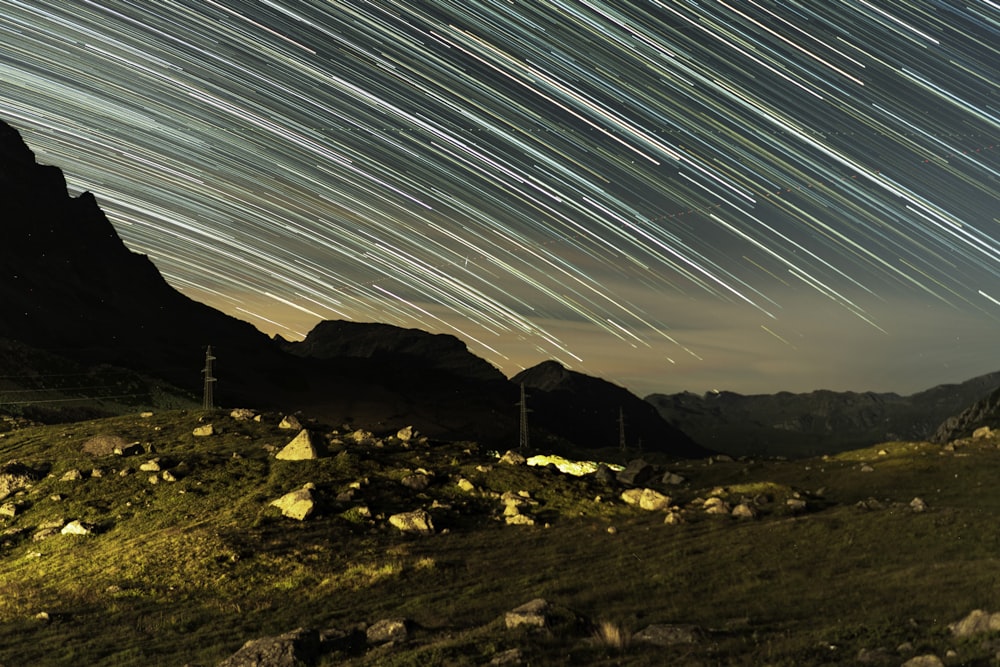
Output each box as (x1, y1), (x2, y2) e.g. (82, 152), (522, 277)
(732, 503), (758, 519)
(59, 469), (84, 482)
(505, 598), (549, 629)
(500, 491), (537, 524)
(949, 609), (1000, 637)
(620, 488), (671, 511)
(505, 513), (536, 526)
(192, 424), (214, 437)
(271, 484), (317, 521)
(632, 623), (702, 646)
(279, 415), (302, 430)
(396, 426), (415, 442)
(114, 442), (144, 457)
(855, 497), (884, 511)
(60, 520), (92, 536)
(139, 459), (161, 472)
(217, 627), (321, 667)
(489, 648), (524, 666)
(276, 430), (322, 461)
(81, 434), (130, 457)
(910, 497), (928, 513)
(662, 472), (686, 485)
(786, 498), (808, 513)
(591, 464), (618, 485)
(400, 473), (431, 491)
(0, 462), (40, 500)
(388, 510), (434, 535)
(0, 502), (17, 518)
(901, 655), (944, 667)
(366, 618), (408, 645)
(499, 450), (526, 466)
(703, 497), (731, 515)
(973, 425), (994, 439)
(617, 459), (655, 486)
(859, 464), (875, 473)
(456, 478), (476, 493)
(348, 429), (374, 444)
(664, 511), (685, 525)
(855, 647), (892, 664)
(229, 408), (256, 421)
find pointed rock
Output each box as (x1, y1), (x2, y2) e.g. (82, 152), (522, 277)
(276, 429), (322, 460)
(279, 415), (302, 430)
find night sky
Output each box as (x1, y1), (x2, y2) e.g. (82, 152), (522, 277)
(1, 1), (998, 397)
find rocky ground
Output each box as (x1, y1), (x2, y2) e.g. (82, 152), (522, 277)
(3, 409), (1000, 665)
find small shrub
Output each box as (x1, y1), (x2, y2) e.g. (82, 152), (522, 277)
(592, 620), (630, 652)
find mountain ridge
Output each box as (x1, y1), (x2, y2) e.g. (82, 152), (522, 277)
(647, 371), (1000, 458)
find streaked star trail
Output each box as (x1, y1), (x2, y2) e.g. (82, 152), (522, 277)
(1, 0), (998, 395)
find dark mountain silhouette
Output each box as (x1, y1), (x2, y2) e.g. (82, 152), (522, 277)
(513, 360), (708, 457)
(0, 117), (704, 457)
(0, 117), (295, 406)
(648, 371), (1000, 458)
(277, 320), (505, 383)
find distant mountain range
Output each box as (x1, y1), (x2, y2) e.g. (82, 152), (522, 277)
(0, 117), (704, 457)
(647, 371), (1000, 458)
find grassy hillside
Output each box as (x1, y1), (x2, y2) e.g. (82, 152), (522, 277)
(1, 410), (999, 665)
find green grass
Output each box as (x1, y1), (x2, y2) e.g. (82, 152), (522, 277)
(2, 410), (1000, 665)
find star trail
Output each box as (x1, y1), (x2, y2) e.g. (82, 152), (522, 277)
(1, 0), (998, 396)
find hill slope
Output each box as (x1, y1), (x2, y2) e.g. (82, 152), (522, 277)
(1, 409), (998, 666)
(513, 361), (709, 458)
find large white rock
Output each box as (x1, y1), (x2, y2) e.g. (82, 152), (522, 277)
(505, 599), (548, 629)
(621, 488), (671, 511)
(388, 510), (434, 535)
(270, 484), (316, 521)
(61, 520), (92, 536)
(276, 430), (320, 460)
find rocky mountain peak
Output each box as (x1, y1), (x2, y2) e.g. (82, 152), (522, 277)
(279, 319), (506, 383)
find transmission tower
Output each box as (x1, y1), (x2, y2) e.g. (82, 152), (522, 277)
(202, 345), (216, 410)
(618, 406), (626, 451)
(517, 382), (531, 451)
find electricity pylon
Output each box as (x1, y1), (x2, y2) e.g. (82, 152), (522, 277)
(517, 382), (531, 451)
(618, 406), (626, 452)
(202, 345), (216, 410)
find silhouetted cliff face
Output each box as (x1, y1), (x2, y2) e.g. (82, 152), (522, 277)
(513, 361), (709, 458)
(0, 119), (290, 402)
(648, 372), (1000, 458)
(279, 320), (506, 383)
